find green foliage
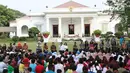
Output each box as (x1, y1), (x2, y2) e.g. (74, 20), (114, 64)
(19, 37), (27, 41)
(28, 27), (40, 38)
(101, 34), (107, 38)
(106, 0), (130, 32)
(93, 29), (102, 35)
(0, 4), (25, 26)
(114, 31), (124, 38)
(75, 38), (82, 41)
(12, 36), (19, 42)
(128, 33), (130, 37)
(43, 31), (50, 35)
(62, 39), (68, 41)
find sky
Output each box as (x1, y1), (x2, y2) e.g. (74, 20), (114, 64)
(0, 0), (107, 14)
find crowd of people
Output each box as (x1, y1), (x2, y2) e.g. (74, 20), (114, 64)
(0, 36), (130, 73)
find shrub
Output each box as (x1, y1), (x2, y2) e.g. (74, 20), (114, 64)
(75, 38), (82, 41)
(69, 39), (74, 41)
(28, 27), (40, 38)
(106, 31), (113, 35)
(19, 37), (27, 41)
(114, 31), (123, 38)
(12, 36), (19, 42)
(62, 39), (68, 41)
(128, 33), (130, 37)
(94, 29), (102, 36)
(101, 34), (106, 38)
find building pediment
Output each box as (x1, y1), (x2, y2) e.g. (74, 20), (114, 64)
(54, 1), (88, 8)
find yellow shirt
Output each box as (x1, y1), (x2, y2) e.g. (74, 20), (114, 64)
(19, 63), (25, 72)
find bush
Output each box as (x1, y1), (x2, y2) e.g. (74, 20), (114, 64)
(19, 37), (27, 41)
(106, 31), (113, 35)
(75, 38), (82, 41)
(12, 36), (19, 42)
(62, 39), (68, 41)
(29, 27), (40, 38)
(114, 31), (123, 38)
(128, 33), (130, 37)
(69, 39), (74, 41)
(101, 34), (107, 38)
(94, 29), (102, 36)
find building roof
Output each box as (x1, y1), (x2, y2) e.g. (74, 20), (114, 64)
(55, 1), (88, 8)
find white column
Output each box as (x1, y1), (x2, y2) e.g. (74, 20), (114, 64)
(58, 17), (62, 38)
(46, 17), (50, 32)
(81, 17), (84, 37)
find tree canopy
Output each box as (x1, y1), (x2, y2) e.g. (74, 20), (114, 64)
(0, 4), (25, 27)
(106, 0), (130, 32)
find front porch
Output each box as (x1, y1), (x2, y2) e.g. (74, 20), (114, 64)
(47, 17), (93, 38)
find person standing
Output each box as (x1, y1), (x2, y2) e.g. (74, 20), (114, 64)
(120, 36), (124, 46)
(59, 42), (65, 55)
(64, 42), (68, 51)
(73, 42), (78, 53)
(105, 39), (111, 53)
(23, 42), (28, 51)
(111, 36), (116, 52)
(79, 41), (84, 51)
(50, 42), (57, 53)
(84, 40), (89, 52)
(43, 43), (48, 53)
(99, 40), (104, 51)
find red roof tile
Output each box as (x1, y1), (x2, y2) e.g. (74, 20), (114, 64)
(55, 1), (88, 8)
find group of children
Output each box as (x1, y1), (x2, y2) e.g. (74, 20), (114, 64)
(0, 37), (130, 73)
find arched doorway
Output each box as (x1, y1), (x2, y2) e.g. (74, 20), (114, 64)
(21, 25), (28, 35)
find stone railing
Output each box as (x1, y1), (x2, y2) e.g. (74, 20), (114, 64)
(64, 34), (80, 38)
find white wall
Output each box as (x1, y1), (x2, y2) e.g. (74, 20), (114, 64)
(10, 16), (46, 37)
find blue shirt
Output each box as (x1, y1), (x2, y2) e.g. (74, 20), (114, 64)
(46, 70), (55, 73)
(29, 63), (36, 73)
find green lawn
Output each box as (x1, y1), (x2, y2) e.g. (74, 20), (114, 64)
(0, 39), (80, 52)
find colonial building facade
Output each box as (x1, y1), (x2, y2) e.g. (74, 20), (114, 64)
(10, 1), (119, 41)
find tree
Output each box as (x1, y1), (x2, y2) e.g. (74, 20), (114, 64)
(106, 0), (130, 32)
(0, 4), (25, 26)
(28, 27), (40, 38)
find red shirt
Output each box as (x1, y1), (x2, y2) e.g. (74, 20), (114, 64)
(23, 58), (30, 67)
(35, 65), (44, 73)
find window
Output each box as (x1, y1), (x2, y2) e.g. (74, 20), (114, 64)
(69, 24), (74, 34)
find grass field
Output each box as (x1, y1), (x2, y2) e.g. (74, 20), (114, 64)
(0, 39), (80, 52)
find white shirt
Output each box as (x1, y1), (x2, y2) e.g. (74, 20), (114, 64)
(60, 45), (65, 51)
(76, 64), (84, 73)
(102, 67), (108, 73)
(55, 63), (64, 73)
(0, 62), (7, 72)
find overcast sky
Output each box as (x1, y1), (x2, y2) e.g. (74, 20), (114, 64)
(0, 0), (107, 14)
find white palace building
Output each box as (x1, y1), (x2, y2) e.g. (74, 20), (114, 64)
(10, 1), (119, 41)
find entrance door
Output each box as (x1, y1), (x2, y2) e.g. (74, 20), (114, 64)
(53, 25), (58, 37)
(69, 24), (74, 34)
(84, 24), (90, 35)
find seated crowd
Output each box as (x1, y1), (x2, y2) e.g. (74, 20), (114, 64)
(0, 37), (130, 73)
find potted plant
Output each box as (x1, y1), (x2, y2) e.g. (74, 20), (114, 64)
(94, 29), (102, 37)
(43, 31), (50, 38)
